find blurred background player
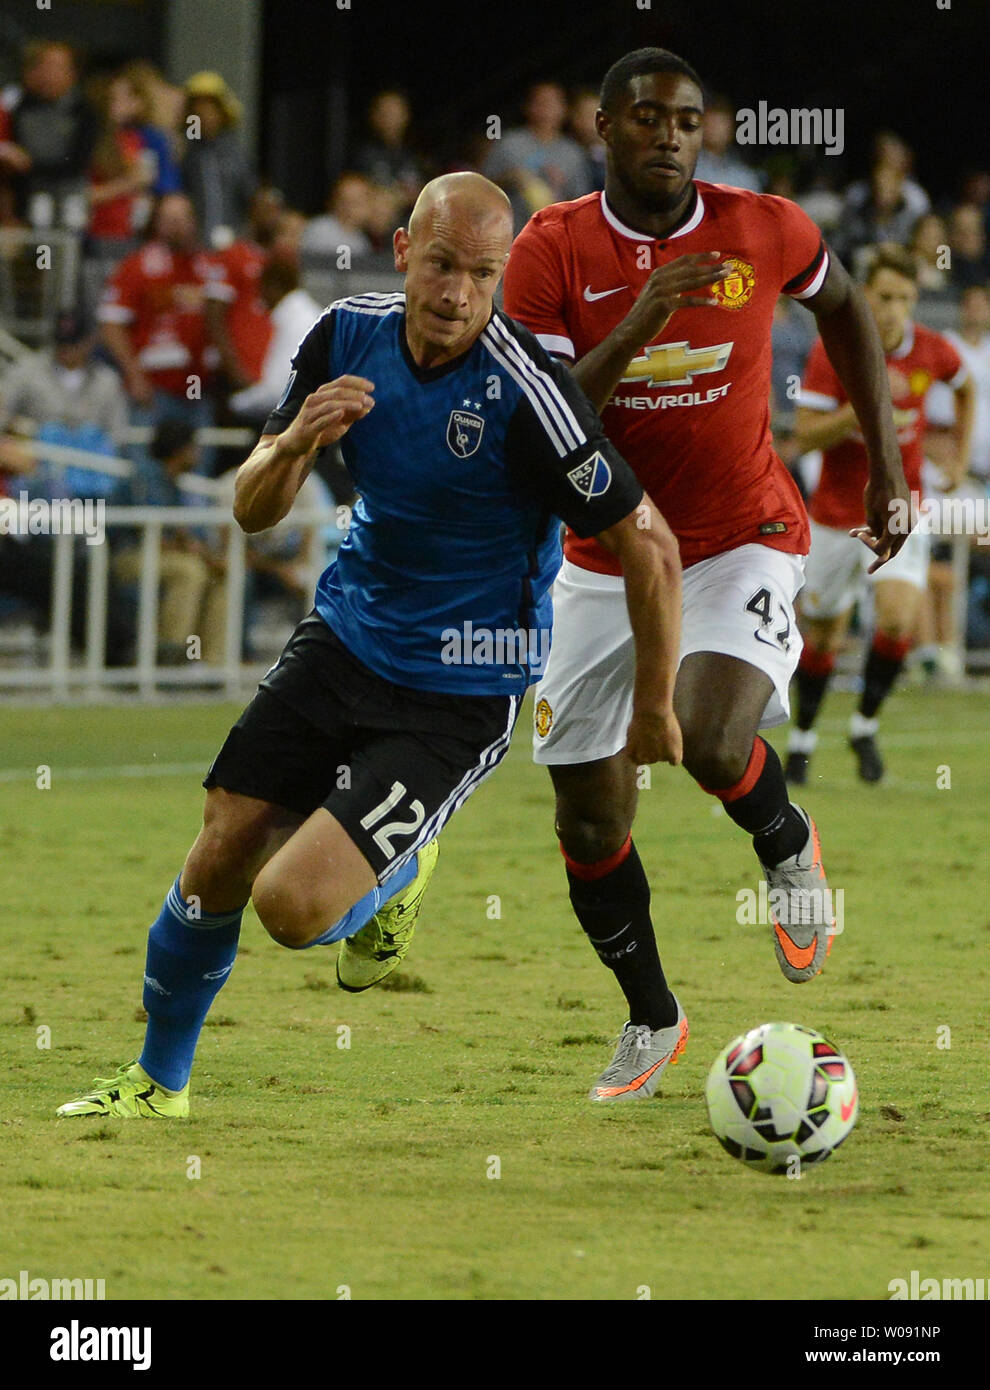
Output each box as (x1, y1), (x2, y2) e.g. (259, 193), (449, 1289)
(787, 245), (973, 784)
(503, 47), (910, 1102)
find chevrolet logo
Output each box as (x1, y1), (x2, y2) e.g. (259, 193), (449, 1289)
(621, 340), (733, 387)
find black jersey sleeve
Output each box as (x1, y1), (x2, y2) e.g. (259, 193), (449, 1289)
(262, 307), (336, 436)
(498, 315), (644, 538)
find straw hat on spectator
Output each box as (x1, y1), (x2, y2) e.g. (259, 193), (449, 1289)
(183, 72), (243, 129)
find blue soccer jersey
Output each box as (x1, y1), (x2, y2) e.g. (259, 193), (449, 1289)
(263, 292), (643, 695)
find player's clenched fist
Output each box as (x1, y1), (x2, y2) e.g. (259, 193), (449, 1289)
(280, 376), (376, 459)
(625, 251), (732, 345)
(623, 706), (683, 768)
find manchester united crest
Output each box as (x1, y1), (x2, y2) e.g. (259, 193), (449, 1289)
(535, 697), (553, 738)
(711, 256), (756, 310)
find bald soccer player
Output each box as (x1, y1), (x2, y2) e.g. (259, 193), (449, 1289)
(58, 173), (683, 1119)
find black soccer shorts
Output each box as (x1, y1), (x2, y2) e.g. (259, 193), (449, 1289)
(203, 611), (520, 880)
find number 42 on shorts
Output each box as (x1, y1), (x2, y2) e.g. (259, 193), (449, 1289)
(746, 587), (792, 653)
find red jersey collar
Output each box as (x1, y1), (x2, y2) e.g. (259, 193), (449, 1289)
(889, 321), (916, 360)
(599, 185), (706, 242)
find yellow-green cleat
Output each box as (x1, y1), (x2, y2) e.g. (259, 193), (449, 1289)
(336, 839), (439, 993)
(56, 1061), (189, 1119)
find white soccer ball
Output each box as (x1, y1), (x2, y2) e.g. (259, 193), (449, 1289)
(705, 1022), (858, 1174)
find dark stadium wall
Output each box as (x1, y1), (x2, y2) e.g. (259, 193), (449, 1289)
(259, 0), (988, 210)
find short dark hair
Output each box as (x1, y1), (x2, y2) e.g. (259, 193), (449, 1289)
(863, 243), (919, 286)
(600, 47), (703, 113)
(150, 419), (197, 463)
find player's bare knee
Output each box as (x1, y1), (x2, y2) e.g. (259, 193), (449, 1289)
(555, 797), (631, 864)
(251, 863), (332, 949)
(682, 723), (750, 790)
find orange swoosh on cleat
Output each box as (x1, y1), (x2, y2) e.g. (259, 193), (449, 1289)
(774, 923), (818, 970)
(594, 1059), (664, 1098)
(594, 1019), (689, 1096)
(841, 1088), (858, 1122)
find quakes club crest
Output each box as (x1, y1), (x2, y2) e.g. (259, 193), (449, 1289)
(711, 256), (756, 310)
(446, 408), (485, 458)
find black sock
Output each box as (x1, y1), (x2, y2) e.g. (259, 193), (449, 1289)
(795, 669), (829, 730)
(859, 637), (909, 719)
(708, 737), (807, 866)
(564, 839), (676, 1030)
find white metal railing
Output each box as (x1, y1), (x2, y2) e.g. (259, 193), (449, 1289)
(0, 425), (342, 696)
(0, 503), (341, 699)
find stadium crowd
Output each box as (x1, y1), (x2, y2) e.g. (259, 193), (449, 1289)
(1, 38), (989, 677)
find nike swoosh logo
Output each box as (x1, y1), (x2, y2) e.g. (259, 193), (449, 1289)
(583, 284), (627, 301)
(594, 1059), (664, 1098)
(841, 1088), (858, 1122)
(773, 923), (818, 970)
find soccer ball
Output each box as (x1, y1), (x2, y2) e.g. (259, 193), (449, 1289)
(705, 1022), (858, 1174)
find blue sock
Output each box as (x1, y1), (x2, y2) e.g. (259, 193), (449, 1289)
(306, 852), (419, 947)
(138, 877), (242, 1091)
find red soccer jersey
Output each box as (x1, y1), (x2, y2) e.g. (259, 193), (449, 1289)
(88, 127), (145, 240)
(502, 183), (825, 572)
(98, 241), (223, 398)
(207, 239), (273, 382)
(801, 323), (966, 531)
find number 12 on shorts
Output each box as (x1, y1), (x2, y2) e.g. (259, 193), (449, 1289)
(746, 586), (792, 653)
(360, 780), (426, 856)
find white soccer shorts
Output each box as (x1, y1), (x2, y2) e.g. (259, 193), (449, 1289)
(532, 544), (806, 765)
(800, 519), (930, 621)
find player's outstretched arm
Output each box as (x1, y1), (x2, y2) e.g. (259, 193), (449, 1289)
(597, 499), (683, 767)
(806, 258), (909, 570)
(233, 377), (374, 533)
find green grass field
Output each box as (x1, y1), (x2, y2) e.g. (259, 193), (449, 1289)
(1, 688), (989, 1300)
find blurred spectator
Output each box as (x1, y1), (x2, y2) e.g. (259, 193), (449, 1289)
(927, 284), (990, 482)
(0, 359), (133, 665)
(909, 211), (951, 291)
(123, 61), (184, 156)
(4, 40), (98, 229)
(205, 186), (286, 394)
(301, 172), (373, 258)
(228, 259), (322, 422)
(0, 96), (18, 224)
(866, 131), (930, 213)
(97, 192), (221, 454)
(87, 69), (182, 246)
(484, 81), (593, 218)
(111, 420), (226, 665)
(270, 207), (307, 265)
(839, 164), (928, 270)
(568, 88), (606, 193)
(181, 71), (256, 244)
(364, 181), (404, 252)
(946, 203), (990, 290)
(694, 95), (763, 192)
(0, 310), (126, 498)
(351, 89), (425, 215)
(771, 296), (817, 443)
(217, 459), (336, 659)
(796, 171), (844, 236)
